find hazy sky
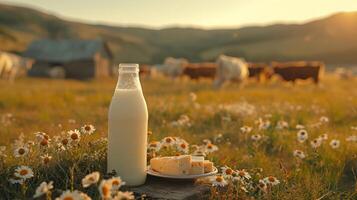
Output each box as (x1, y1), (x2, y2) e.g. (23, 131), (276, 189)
(3, 0), (357, 28)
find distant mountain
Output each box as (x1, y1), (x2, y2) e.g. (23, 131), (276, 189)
(1, 3), (357, 65)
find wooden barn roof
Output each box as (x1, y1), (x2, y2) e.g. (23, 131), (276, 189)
(24, 39), (112, 62)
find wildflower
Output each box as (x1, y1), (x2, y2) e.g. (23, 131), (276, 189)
(310, 138), (322, 149)
(81, 124), (96, 135)
(202, 139), (212, 145)
(276, 120), (289, 130)
(33, 181), (54, 198)
(114, 191), (135, 200)
(98, 180), (112, 199)
(39, 138), (50, 147)
(13, 146), (29, 157)
(240, 126), (253, 134)
(297, 130), (308, 143)
(35, 132), (50, 141)
(221, 166), (234, 178)
(82, 171), (100, 188)
(161, 137), (175, 147)
(295, 124), (305, 129)
(263, 176), (280, 186)
(109, 176), (125, 191)
(148, 141), (161, 152)
(346, 135), (357, 142)
(329, 139), (340, 149)
(41, 154), (52, 165)
(55, 190), (82, 200)
(0, 146), (6, 157)
(235, 169), (251, 180)
(205, 143), (218, 153)
(68, 129), (81, 143)
(293, 150), (306, 159)
(14, 166), (34, 180)
(177, 140), (189, 154)
(210, 175), (228, 187)
(258, 179), (267, 192)
(251, 134), (262, 142)
(9, 177), (25, 185)
(256, 118), (271, 130)
(319, 116), (329, 123)
(319, 133), (328, 141)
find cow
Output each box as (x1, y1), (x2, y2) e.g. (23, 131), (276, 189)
(161, 57), (188, 78)
(0, 52), (34, 82)
(271, 61), (324, 84)
(182, 62), (216, 80)
(213, 55), (249, 88)
(247, 62), (273, 82)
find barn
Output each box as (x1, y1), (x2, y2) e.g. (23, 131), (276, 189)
(24, 39), (113, 79)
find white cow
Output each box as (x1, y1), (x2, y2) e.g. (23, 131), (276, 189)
(161, 57), (188, 78)
(213, 55), (249, 88)
(0, 52), (34, 82)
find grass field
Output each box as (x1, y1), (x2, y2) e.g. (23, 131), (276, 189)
(0, 75), (356, 199)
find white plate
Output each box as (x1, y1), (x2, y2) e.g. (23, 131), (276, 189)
(147, 166), (218, 179)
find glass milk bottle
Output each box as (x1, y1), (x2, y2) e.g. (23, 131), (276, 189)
(108, 63), (148, 186)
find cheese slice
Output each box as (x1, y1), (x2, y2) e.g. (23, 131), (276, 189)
(203, 160), (214, 173)
(150, 155), (192, 175)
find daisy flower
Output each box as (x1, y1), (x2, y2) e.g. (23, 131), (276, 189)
(221, 166), (234, 178)
(240, 126), (253, 134)
(202, 139), (212, 145)
(114, 191), (135, 200)
(251, 134), (262, 142)
(39, 138), (50, 147)
(205, 143), (218, 153)
(13, 146), (29, 157)
(297, 129), (308, 143)
(9, 177), (25, 185)
(346, 135), (357, 142)
(177, 140), (189, 154)
(161, 137), (175, 147)
(98, 180), (112, 199)
(82, 171), (100, 188)
(276, 120), (289, 130)
(293, 150), (306, 159)
(55, 190), (82, 200)
(35, 132), (50, 142)
(319, 133), (328, 141)
(329, 139), (340, 149)
(319, 116), (329, 123)
(263, 176), (280, 186)
(81, 124), (96, 135)
(310, 138), (322, 149)
(33, 181), (54, 198)
(258, 179), (268, 192)
(295, 124), (305, 129)
(68, 129), (81, 143)
(235, 169), (251, 180)
(109, 176), (125, 191)
(14, 166), (34, 180)
(210, 175), (228, 187)
(41, 154), (52, 165)
(148, 141), (161, 152)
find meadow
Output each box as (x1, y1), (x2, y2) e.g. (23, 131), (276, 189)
(0, 75), (356, 199)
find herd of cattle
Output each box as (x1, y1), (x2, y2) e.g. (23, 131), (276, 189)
(155, 55), (326, 87)
(0, 50), (353, 87)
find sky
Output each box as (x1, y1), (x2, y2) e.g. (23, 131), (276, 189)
(2, 0), (357, 28)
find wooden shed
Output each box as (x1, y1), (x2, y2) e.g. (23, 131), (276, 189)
(24, 39), (113, 79)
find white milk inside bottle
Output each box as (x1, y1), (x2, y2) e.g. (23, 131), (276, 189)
(108, 63), (148, 186)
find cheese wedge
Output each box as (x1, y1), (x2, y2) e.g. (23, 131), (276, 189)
(203, 160), (214, 173)
(150, 155), (192, 175)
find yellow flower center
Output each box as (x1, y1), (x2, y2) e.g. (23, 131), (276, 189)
(85, 126), (91, 131)
(216, 176), (223, 182)
(71, 133), (79, 140)
(40, 139), (48, 146)
(225, 168), (233, 175)
(19, 169), (28, 176)
(207, 144), (213, 149)
(18, 148), (25, 155)
(165, 138), (172, 143)
(239, 171), (245, 176)
(63, 197), (74, 200)
(62, 138), (68, 145)
(112, 180), (120, 185)
(180, 143), (187, 148)
(43, 157), (50, 164)
(268, 176), (275, 182)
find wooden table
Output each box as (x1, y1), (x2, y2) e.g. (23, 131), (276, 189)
(127, 175), (211, 200)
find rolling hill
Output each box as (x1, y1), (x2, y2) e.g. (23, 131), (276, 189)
(1, 3), (357, 65)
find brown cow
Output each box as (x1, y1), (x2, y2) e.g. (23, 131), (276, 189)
(271, 61), (324, 84)
(182, 62), (217, 80)
(247, 62), (272, 82)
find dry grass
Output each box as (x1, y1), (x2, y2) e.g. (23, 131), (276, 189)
(0, 75), (356, 199)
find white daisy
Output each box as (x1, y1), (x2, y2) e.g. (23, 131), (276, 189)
(161, 137), (176, 147)
(68, 129), (81, 143)
(221, 166), (234, 179)
(98, 180), (112, 199)
(109, 176), (125, 191)
(177, 140), (189, 154)
(41, 154), (52, 165)
(9, 177), (25, 185)
(293, 150), (306, 159)
(14, 166), (34, 180)
(210, 175), (228, 187)
(13, 146), (29, 157)
(329, 139), (340, 149)
(295, 124), (305, 129)
(82, 171), (100, 188)
(319, 116), (329, 123)
(240, 126), (253, 134)
(258, 179), (267, 192)
(35, 132), (50, 142)
(297, 130), (308, 143)
(235, 169), (251, 180)
(346, 135), (357, 142)
(263, 176), (280, 186)
(81, 124), (96, 135)
(319, 133), (328, 141)
(148, 141), (161, 152)
(276, 120), (289, 130)
(310, 138), (322, 149)
(251, 134), (262, 142)
(55, 190), (82, 200)
(205, 143), (218, 153)
(33, 181), (54, 198)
